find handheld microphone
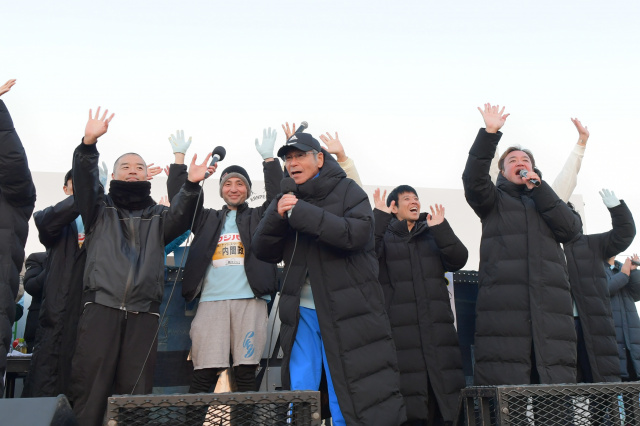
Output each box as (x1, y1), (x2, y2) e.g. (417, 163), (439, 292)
(519, 169), (540, 187)
(204, 146), (226, 178)
(280, 177), (297, 218)
(295, 121), (308, 134)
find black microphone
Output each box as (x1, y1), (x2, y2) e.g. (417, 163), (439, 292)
(295, 121), (308, 134)
(519, 169), (540, 187)
(204, 146), (226, 178)
(280, 177), (297, 218)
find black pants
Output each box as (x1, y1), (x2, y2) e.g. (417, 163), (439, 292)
(69, 304), (158, 426)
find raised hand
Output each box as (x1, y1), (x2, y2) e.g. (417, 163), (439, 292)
(146, 163), (163, 180)
(477, 103), (509, 133)
(599, 188), (620, 208)
(281, 122), (296, 140)
(0, 79), (16, 97)
(158, 195), (170, 207)
(84, 107), (115, 145)
(373, 188), (394, 213)
(255, 127), (277, 160)
(187, 153), (217, 183)
(427, 204), (445, 226)
(99, 161), (109, 187)
(319, 132), (347, 162)
(169, 130), (192, 154)
(571, 118), (589, 146)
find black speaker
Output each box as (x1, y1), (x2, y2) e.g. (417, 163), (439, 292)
(0, 395), (77, 425)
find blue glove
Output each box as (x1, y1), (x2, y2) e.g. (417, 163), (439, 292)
(168, 130), (192, 154)
(255, 127), (277, 160)
(599, 188), (621, 208)
(99, 161), (108, 187)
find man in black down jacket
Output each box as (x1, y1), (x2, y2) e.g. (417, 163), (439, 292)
(165, 128), (282, 395)
(564, 189), (635, 383)
(253, 133), (406, 426)
(373, 186), (467, 425)
(0, 79), (36, 394)
(606, 254), (640, 381)
(68, 107), (212, 426)
(23, 169), (88, 398)
(462, 104), (580, 386)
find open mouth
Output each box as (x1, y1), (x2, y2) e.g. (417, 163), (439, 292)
(409, 207), (418, 213)
(290, 171), (302, 177)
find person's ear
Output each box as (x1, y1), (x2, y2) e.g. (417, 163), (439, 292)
(316, 151), (324, 168)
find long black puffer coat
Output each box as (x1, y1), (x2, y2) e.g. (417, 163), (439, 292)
(375, 209), (467, 422)
(253, 153), (406, 425)
(564, 201), (635, 382)
(0, 99), (36, 385)
(23, 195), (86, 397)
(462, 128), (581, 385)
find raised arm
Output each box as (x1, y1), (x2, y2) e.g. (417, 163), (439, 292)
(319, 132), (363, 186)
(551, 118), (589, 202)
(0, 79), (36, 209)
(33, 196), (80, 247)
(598, 189), (636, 259)
(462, 104), (508, 217)
(72, 107), (114, 230)
(166, 130), (191, 201)
(373, 188), (394, 258)
(427, 204), (469, 271)
(255, 127), (283, 211)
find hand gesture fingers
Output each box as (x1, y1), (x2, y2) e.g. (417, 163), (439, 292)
(146, 163), (163, 180)
(478, 103), (509, 133)
(427, 204), (445, 226)
(282, 122), (295, 140)
(84, 106), (115, 145)
(158, 195), (170, 207)
(0, 79), (16, 96)
(187, 152), (215, 183)
(373, 188), (390, 212)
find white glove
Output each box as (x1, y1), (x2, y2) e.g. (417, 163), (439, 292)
(99, 161), (108, 187)
(599, 188), (621, 208)
(255, 127), (277, 160)
(168, 130), (192, 154)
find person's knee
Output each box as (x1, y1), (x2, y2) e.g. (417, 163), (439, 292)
(234, 364), (257, 392)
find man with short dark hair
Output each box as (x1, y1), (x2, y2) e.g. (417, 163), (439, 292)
(69, 107), (213, 426)
(254, 132), (406, 426)
(373, 185), (467, 426)
(462, 103), (581, 386)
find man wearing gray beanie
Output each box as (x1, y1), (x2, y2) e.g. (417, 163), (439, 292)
(165, 128), (283, 411)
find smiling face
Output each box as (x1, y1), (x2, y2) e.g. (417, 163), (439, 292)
(112, 153), (148, 182)
(391, 191), (420, 224)
(222, 177), (248, 209)
(501, 150), (533, 185)
(284, 148), (324, 184)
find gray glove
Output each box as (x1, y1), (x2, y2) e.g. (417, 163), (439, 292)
(168, 130), (192, 154)
(255, 127), (277, 160)
(599, 188), (621, 208)
(99, 161), (108, 187)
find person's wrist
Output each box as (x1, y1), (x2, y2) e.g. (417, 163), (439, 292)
(485, 126), (499, 134)
(174, 153), (186, 164)
(84, 135), (97, 145)
(336, 151), (348, 162)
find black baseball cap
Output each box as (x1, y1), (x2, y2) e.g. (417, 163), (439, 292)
(277, 133), (322, 158)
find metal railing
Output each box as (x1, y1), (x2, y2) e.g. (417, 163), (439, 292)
(105, 390), (321, 425)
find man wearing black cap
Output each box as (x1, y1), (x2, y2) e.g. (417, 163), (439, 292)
(253, 133), (406, 426)
(166, 128), (283, 397)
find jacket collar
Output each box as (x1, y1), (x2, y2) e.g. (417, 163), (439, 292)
(496, 173), (530, 198)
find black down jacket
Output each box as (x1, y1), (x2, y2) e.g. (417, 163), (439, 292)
(564, 201), (635, 382)
(0, 99), (36, 381)
(462, 128), (580, 386)
(73, 142), (200, 313)
(23, 252), (46, 352)
(374, 209), (467, 422)
(166, 160), (282, 302)
(606, 262), (640, 380)
(253, 153), (406, 425)
(23, 195), (86, 397)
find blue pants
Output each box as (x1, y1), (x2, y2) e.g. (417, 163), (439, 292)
(289, 307), (346, 426)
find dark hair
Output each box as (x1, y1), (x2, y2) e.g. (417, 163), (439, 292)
(64, 169), (73, 186)
(498, 146), (536, 171)
(113, 152), (146, 171)
(386, 185), (418, 207)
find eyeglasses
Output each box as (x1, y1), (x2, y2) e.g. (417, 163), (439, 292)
(283, 151), (313, 163)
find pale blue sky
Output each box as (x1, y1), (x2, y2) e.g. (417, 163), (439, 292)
(3, 0), (640, 254)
